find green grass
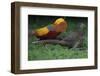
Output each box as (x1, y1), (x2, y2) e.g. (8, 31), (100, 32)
(28, 37), (88, 61)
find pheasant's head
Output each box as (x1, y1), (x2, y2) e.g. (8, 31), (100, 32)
(53, 18), (67, 32)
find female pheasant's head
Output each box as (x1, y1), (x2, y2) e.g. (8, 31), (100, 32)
(53, 18), (67, 32)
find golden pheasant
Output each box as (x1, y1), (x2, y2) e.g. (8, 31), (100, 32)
(32, 18), (67, 40)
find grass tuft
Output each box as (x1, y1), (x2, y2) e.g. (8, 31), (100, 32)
(28, 38), (88, 60)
